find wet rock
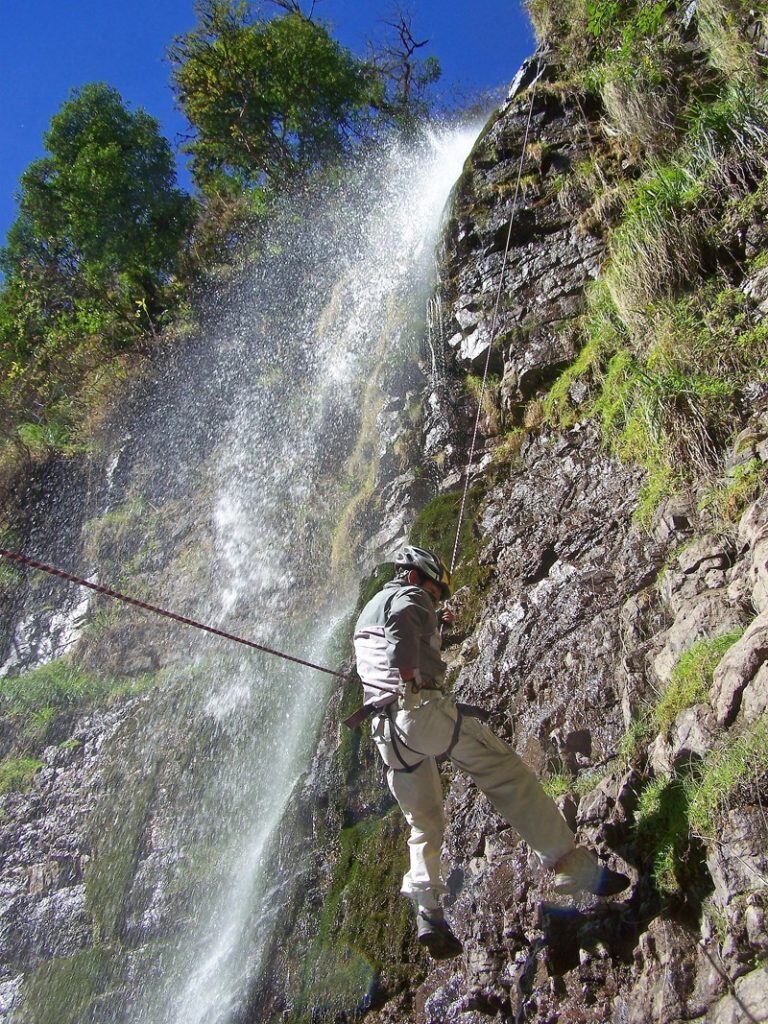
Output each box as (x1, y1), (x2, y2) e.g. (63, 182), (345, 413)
(707, 806), (768, 909)
(738, 496), (768, 612)
(624, 919), (697, 1023)
(745, 901), (768, 955)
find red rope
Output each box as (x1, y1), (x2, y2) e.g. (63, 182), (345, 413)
(0, 547), (347, 681)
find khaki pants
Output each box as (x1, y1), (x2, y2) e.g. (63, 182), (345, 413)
(371, 688), (575, 907)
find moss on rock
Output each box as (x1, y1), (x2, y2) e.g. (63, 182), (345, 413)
(287, 810), (416, 1022)
(15, 947), (120, 1024)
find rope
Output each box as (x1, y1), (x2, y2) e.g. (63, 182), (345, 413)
(0, 547), (347, 681)
(449, 56), (542, 574)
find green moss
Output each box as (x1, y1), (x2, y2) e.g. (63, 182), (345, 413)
(85, 759), (157, 941)
(16, 947), (120, 1024)
(687, 718), (768, 836)
(291, 811), (414, 1020)
(0, 756), (43, 794)
(654, 630), (743, 733)
(410, 487), (493, 631)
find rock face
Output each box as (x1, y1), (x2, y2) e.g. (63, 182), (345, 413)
(1, 49), (767, 1024)
(254, 56), (768, 1024)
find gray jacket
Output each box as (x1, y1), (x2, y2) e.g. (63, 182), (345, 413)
(354, 581), (447, 707)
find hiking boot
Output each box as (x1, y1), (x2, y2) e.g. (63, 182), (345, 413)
(554, 847), (630, 897)
(417, 910), (463, 960)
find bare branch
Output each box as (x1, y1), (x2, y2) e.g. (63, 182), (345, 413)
(264, 0), (322, 18)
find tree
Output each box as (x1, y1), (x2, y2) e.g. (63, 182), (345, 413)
(2, 83), (193, 313)
(169, 1), (380, 193)
(0, 84), (194, 460)
(366, 8), (442, 126)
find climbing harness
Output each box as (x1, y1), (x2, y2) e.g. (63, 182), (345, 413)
(449, 56), (542, 574)
(0, 547), (350, 682)
(377, 700), (490, 772)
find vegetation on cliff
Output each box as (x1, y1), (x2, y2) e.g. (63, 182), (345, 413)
(534, 0), (768, 527)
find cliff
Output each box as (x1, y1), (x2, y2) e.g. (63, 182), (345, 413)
(256, 5), (768, 1021)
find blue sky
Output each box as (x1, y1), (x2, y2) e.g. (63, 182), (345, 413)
(0, 1), (535, 246)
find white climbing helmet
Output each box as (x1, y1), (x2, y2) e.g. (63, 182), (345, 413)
(395, 545), (452, 599)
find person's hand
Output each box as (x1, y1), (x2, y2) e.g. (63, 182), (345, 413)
(439, 608), (455, 627)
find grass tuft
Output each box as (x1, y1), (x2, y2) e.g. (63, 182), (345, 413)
(635, 774), (691, 896)
(0, 757), (44, 795)
(653, 630), (743, 734)
(687, 718), (768, 837)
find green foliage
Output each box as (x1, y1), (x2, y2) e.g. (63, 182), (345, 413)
(0, 658), (157, 749)
(0, 757), (44, 795)
(169, 3), (379, 193)
(687, 718), (768, 836)
(4, 84), (192, 290)
(0, 83), (193, 470)
(654, 630), (743, 733)
(635, 774), (692, 896)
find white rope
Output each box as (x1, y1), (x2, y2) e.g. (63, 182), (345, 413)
(449, 57), (542, 574)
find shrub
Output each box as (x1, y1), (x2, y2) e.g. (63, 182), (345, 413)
(653, 630), (743, 733)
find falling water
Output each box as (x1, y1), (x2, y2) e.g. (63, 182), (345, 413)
(4, 124), (479, 1024)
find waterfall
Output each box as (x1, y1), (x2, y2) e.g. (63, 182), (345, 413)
(4, 124), (479, 1024)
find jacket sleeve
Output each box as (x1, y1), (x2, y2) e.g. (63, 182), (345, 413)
(384, 592), (429, 670)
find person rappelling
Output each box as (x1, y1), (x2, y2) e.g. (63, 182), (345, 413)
(351, 545), (630, 960)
